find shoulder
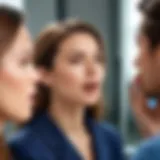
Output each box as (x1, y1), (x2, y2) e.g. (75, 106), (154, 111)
(9, 115), (55, 160)
(9, 127), (36, 160)
(132, 136), (160, 160)
(9, 127), (48, 160)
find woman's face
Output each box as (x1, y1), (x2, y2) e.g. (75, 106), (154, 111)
(0, 25), (39, 123)
(50, 32), (105, 106)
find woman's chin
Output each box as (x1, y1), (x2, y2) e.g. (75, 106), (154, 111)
(83, 95), (100, 105)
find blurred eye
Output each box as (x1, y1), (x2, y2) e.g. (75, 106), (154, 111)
(69, 53), (84, 64)
(19, 56), (33, 67)
(20, 58), (28, 65)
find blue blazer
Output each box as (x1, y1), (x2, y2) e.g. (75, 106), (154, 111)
(132, 136), (160, 160)
(9, 113), (124, 160)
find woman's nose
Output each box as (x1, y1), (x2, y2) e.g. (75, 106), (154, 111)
(86, 61), (97, 76)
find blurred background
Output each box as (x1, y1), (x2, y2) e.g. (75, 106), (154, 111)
(1, 0), (142, 158)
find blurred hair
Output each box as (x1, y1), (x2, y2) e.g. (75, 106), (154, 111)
(0, 5), (24, 57)
(139, 0), (160, 49)
(34, 19), (105, 120)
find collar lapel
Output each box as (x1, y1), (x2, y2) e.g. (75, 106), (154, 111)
(30, 113), (81, 160)
(30, 114), (111, 160)
(87, 118), (111, 160)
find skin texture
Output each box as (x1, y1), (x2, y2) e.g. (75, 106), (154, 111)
(0, 25), (39, 123)
(45, 32), (105, 107)
(135, 34), (160, 96)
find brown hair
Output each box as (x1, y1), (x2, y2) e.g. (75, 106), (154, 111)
(0, 6), (24, 57)
(34, 19), (105, 120)
(139, 0), (160, 49)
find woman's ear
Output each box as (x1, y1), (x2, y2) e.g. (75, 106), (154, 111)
(38, 68), (53, 86)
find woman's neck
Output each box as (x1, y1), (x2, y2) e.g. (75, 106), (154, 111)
(49, 96), (86, 134)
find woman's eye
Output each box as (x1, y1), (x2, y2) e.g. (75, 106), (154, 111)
(70, 57), (83, 64)
(69, 54), (84, 64)
(19, 57), (33, 67)
(20, 59), (30, 66)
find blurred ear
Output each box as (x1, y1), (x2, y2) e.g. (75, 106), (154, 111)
(38, 68), (53, 86)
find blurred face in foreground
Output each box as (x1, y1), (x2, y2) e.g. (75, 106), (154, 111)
(0, 25), (39, 123)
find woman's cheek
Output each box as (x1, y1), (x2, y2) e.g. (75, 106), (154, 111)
(0, 64), (27, 100)
(59, 66), (84, 88)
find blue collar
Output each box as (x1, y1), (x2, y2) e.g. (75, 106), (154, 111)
(30, 113), (111, 160)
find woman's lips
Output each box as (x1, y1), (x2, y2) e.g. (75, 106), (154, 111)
(83, 82), (99, 93)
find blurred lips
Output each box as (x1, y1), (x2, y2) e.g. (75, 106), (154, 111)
(83, 81), (99, 93)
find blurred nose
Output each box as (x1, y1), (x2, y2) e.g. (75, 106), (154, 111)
(86, 60), (97, 77)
